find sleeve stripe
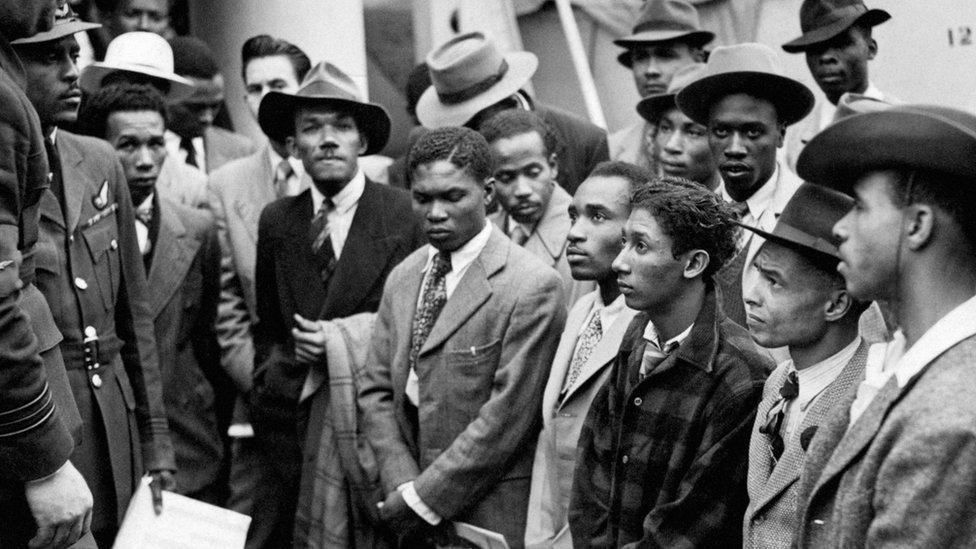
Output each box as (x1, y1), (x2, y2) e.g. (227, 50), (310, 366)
(0, 385), (56, 438)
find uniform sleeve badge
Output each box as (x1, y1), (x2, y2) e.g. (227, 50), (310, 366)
(92, 180), (109, 210)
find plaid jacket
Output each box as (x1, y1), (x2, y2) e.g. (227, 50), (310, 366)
(569, 286), (773, 548)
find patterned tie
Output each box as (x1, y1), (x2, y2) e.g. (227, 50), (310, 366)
(309, 198), (337, 281)
(274, 158), (293, 198)
(408, 252), (453, 372)
(759, 371), (800, 462)
(510, 224), (529, 246)
(562, 310), (602, 396)
(639, 338), (679, 380)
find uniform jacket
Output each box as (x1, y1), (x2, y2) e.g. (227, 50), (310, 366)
(796, 334), (976, 548)
(0, 37), (73, 483)
(743, 341), (868, 549)
(203, 126), (257, 174)
(358, 226), (567, 549)
(536, 104), (609, 195)
(145, 196), (223, 495)
(489, 185), (573, 298)
(608, 120), (655, 172)
(251, 180), (425, 435)
(569, 286), (772, 548)
(34, 130), (174, 527)
(525, 291), (638, 549)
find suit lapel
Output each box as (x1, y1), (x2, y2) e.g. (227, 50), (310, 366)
(234, 149), (276, 243)
(57, 134), (92, 233)
(541, 293), (596, 419)
(746, 367), (784, 518)
(560, 305), (638, 405)
(419, 228), (507, 356)
(280, 191), (329, 318)
(147, 204), (199, 317)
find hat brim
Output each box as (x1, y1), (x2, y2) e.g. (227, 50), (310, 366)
(797, 106), (976, 195)
(738, 220), (842, 260)
(782, 9), (890, 53)
(675, 71), (815, 127)
(258, 92), (391, 155)
(415, 51), (538, 128)
(636, 92), (677, 123)
(11, 21), (101, 45)
(615, 30), (715, 67)
(79, 62), (195, 101)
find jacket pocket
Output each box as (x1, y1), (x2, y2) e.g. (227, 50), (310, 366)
(81, 221), (120, 312)
(439, 339), (501, 419)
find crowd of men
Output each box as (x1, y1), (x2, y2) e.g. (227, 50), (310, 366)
(1, 0), (976, 548)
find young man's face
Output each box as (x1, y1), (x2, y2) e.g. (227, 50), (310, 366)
(175, 74), (225, 130)
(109, 0), (170, 37)
(629, 41), (699, 97)
(744, 241), (838, 349)
(105, 109), (167, 196)
(287, 105), (365, 195)
(0, 0), (58, 40)
(708, 93), (783, 202)
(489, 130), (557, 226)
(804, 26), (876, 105)
(411, 159), (491, 253)
(244, 54), (301, 119)
(566, 175), (631, 283)
(17, 34), (82, 128)
(613, 207), (692, 311)
(655, 106), (717, 188)
(833, 170), (903, 302)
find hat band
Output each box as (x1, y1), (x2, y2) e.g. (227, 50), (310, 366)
(437, 59), (509, 105)
(632, 20), (697, 36)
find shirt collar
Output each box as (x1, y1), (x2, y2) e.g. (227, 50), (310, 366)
(892, 294), (976, 387)
(49, 127), (58, 143)
(719, 162), (780, 221)
(423, 220), (493, 275)
(642, 319), (694, 351)
(267, 146), (305, 180)
(309, 169), (365, 215)
(790, 336), (862, 409)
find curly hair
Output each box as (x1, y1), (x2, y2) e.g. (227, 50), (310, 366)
(408, 126), (493, 182)
(78, 83), (168, 140)
(478, 109), (557, 156)
(631, 175), (740, 279)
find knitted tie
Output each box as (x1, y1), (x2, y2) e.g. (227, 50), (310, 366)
(408, 252), (452, 373)
(759, 371), (799, 462)
(309, 198), (337, 281)
(562, 310), (602, 395)
(274, 158), (293, 198)
(639, 338), (679, 381)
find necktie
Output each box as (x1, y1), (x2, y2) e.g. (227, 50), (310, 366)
(274, 159), (293, 198)
(510, 224), (529, 246)
(759, 371), (799, 462)
(180, 135), (198, 168)
(309, 198), (337, 281)
(44, 137), (65, 215)
(639, 338), (679, 380)
(409, 253), (453, 373)
(562, 310), (602, 396)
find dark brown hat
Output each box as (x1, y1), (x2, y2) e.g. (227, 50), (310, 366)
(782, 0), (890, 53)
(259, 61), (391, 154)
(740, 182), (854, 260)
(615, 0), (714, 67)
(797, 104), (976, 195)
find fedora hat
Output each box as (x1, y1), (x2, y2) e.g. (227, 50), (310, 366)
(79, 32), (194, 100)
(741, 182), (853, 260)
(797, 104), (976, 195)
(675, 43), (814, 127)
(258, 61), (391, 155)
(782, 0), (890, 53)
(615, 0), (714, 67)
(11, 4), (100, 45)
(416, 32), (538, 128)
(636, 62), (706, 123)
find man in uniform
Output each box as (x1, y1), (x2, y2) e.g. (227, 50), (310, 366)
(0, 1), (92, 547)
(20, 11), (175, 547)
(610, 0), (711, 171)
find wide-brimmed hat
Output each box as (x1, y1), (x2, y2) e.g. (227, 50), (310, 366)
(416, 32), (538, 128)
(614, 0), (714, 67)
(636, 62), (706, 123)
(741, 182), (853, 260)
(79, 32), (194, 100)
(797, 104), (976, 195)
(675, 43), (814, 127)
(258, 61), (391, 155)
(11, 4), (100, 45)
(783, 0), (890, 53)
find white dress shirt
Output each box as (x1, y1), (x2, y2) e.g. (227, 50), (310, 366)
(268, 146), (306, 197)
(781, 336), (861, 440)
(134, 192), (154, 255)
(309, 169), (365, 259)
(165, 129), (206, 173)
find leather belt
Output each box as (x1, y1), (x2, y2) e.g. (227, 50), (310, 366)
(60, 331), (124, 371)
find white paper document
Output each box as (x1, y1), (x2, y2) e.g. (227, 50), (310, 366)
(114, 476), (251, 549)
(455, 521), (510, 549)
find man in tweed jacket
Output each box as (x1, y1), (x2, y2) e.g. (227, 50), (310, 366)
(569, 178), (772, 548)
(792, 105), (976, 546)
(740, 183), (870, 548)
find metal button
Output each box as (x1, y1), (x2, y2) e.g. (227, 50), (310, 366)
(813, 519), (825, 526)
(621, 455), (629, 464)
(84, 326), (97, 338)
(68, 234), (74, 243)
(634, 397), (643, 406)
(110, 239), (118, 250)
(91, 373), (102, 388)
(74, 277), (87, 290)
